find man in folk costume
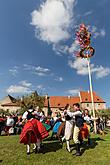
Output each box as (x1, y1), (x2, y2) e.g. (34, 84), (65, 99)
(72, 103), (84, 156)
(20, 106), (49, 155)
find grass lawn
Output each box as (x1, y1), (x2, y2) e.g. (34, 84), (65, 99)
(0, 130), (110, 165)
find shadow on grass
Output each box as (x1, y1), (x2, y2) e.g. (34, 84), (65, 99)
(80, 137), (105, 155)
(70, 136), (105, 156)
(43, 141), (62, 154)
(0, 160), (3, 163)
(91, 137), (105, 142)
(22, 141), (62, 155)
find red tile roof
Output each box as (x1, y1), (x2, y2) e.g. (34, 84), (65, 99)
(44, 91), (105, 108)
(80, 91), (105, 103)
(44, 96), (80, 108)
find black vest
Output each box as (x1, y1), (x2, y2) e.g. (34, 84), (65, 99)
(75, 115), (84, 127)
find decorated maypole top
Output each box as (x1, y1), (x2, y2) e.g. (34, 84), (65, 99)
(75, 23), (95, 58)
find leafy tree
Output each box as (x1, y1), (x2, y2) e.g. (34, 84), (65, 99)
(0, 109), (10, 116)
(96, 109), (110, 118)
(17, 92), (45, 115)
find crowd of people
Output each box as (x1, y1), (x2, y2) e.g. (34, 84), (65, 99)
(0, 113), (23, 136)
(0, 104), (107, 156)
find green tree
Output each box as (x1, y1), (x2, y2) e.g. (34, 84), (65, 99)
(18, 92), (45, 115)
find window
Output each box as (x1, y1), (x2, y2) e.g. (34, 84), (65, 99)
(87, 104), (89, 107)
(58, 103), (60, 106)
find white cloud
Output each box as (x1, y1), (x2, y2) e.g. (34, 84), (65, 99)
(34, 66), (50, 76)
(68, 58), (110, 78)
(9, 66), (19, 76)
(19, 81), (32, 87)
(35, 72), (46, 76)
(84, 11), (93, 16)
(68, 58), (89, 75)
(31, 0), (76, 44)
(55, 76), (63, 82)
(95, 66), (110, 79)
(68, 40), (79, 54)
(90, 25), (106, 38)
(52, 39), (80, 55)
(23, 64), (32, 70)
(6, 85), (32, 94)
(35, 66), (50, 72)
(53, 44), (69, 55)
(9, 69), (18, 76)
(23, 64), (50, 76)
(67, 89), (79, 95)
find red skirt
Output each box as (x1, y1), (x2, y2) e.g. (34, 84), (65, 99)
(20, 118), (49, 144)
(79, 123), (89, 139)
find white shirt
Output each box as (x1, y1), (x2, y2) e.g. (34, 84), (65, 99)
(67, 111), (82, 118)
(84, 116), (92, 124)
(22, 111), (28, 120)
(6, 117), (14, 126)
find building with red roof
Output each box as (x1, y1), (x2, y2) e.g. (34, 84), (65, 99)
(43, 91), (106, 116)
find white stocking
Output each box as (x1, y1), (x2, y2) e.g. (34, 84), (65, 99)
(66, 140), (71, 152)
(33, 143), (36, 150)
(62, 136), (65, 142)
(27, 131), (31, 153)
(37, 139), (41, 149)
(27, 144), (30, 153)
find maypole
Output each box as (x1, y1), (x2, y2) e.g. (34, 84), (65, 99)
(75, 23), (97, 133)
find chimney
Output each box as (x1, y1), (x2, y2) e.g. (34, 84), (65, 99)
(45, 94), (48, 99)
(79, 91), (82, 102)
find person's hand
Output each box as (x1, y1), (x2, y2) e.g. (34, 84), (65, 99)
(64, 110), (67, 115)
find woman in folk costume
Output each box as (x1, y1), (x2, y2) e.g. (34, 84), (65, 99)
(34, 107), (51, 131)
(20, 106), (49, 155)
(82, 109), (92, 145)
(57, 121), (66, 143)
(50, 118), (62, 140)
(63, 104), (75, 152)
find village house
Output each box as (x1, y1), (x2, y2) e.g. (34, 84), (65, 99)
(0, 95), (20, 113)
(79, 91), (106, 111)
(43, 91), (106, 116)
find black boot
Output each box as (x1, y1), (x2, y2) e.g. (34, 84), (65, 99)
(79, 138), (83, 146)
(76, 143), (81, 156)
(87, 137), (91, 146)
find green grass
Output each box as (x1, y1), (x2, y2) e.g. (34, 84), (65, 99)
(0, 131), (110, 165)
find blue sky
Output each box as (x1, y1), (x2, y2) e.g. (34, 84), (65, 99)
(0, 0), (110, 107)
